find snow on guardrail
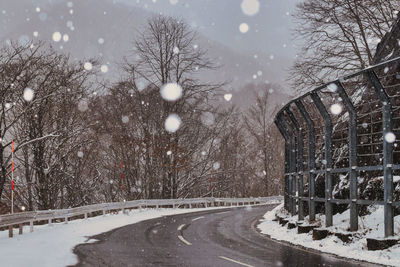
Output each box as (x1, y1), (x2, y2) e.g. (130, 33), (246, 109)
(1, 196), (282, 237)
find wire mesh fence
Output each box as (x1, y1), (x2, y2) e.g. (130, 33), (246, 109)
(274, 56), (400, 238)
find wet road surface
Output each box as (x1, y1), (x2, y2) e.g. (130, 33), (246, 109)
(73, 205), (374, 267)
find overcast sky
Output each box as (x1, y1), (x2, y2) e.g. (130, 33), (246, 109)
(0, 0), (301, 95)
(114, 0), (302, 92)
(118, 0), (300, 60)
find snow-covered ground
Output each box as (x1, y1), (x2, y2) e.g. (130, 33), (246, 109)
(258, 204), (400, 266)
(0, 206), (240, 267)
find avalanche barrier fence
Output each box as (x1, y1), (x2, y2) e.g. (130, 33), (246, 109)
(275, 56), (400, 238)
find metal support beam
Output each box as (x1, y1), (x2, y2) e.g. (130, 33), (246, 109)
(275, 118), (290, 211)
(286, 107), (305, 221)
(367, 70), (394, 237)
(295, 99), (316, 222)
(310, 92), (333, 227)
(278, 113), (297, 215)
(335, 81), (358, 231)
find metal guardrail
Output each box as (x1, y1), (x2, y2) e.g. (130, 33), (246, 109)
(1, 196), (282, 237)
(274, 56), (400, 238)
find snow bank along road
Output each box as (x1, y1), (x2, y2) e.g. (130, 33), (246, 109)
(73, 205), (366, 267)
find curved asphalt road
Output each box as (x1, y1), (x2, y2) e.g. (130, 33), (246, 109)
(72, 205), (371, 267)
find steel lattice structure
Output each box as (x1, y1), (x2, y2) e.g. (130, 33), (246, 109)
(275, 57), (400, 237)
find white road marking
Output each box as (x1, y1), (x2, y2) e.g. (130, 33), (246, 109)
(177, 224), (185, 231)
(191, 216), (205, 221)
(218, 256), (254, 267)
(178, 235), (192, 245)
(216, 211), (230, 214)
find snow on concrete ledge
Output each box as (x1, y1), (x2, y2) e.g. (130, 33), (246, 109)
(257, 204), (400, 266)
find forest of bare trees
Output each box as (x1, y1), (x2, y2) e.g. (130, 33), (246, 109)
(290, 0), (400, 92)
(0, 15), (283, 212)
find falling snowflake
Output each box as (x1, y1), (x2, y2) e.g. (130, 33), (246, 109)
(78, 99), (89, 112)
(385, 132), (396, 143)
(201, 112), (215, 126)
(63, 34), (69, 42)
(101, 65), (108, 73)
(77, 151), (84, 158)
(52, 32), (62, 42)
(122, 115), (129, 124)
(173, 46), (180, 54)
(330, 103), (342, 115)
(84, 62), (93, 71)
(213, 162), (220, 170)
(327, 83), (337, 92)
(241, 0), (260, 16)
(160, 83), (182, 101)
(384, 66), (390, 73)
(165, 114), (182, 133)
(23, 88), (34, 102)
(224, 93), (232, 101)
(239, 23), (249, 33)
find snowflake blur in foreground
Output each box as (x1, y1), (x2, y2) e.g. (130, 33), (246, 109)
(241, 0), (260, 16)
(385, 132), (396, 143)
(52, 32), (62, 42)
(170, 0), (178, 5)
(122, 116), (129, 124)
(165, 114), (182, 133)
(330, 103), (342, 115)
(63, 34), (69, 42)
(160, 83), (182, 101)
(77, 151), (84, 158)
(23, 88), (34, 102)
(239, 23), (249, 33)
(213, 162), (220, 170)
(173, 46), (180, 54)
(224, 93), (232, 101)
(84, 62), (93, 71)
(78, 99), (89, 112)
(167, 150), (172, 155)
(327, 83), (337, 92)
(201, 111), (215, 126)
(101, 65), (109, 73)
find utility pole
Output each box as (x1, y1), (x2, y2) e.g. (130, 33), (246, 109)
(210, 169), (214, 197)
(11, 140), (14, 214)
(121, 162), (124, 193)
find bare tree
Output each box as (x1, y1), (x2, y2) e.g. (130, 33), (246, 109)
(122, 15), (224, 199)
(291, 0), (399, 91)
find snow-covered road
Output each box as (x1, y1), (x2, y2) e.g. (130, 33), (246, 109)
(0, 207), (231, 267)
